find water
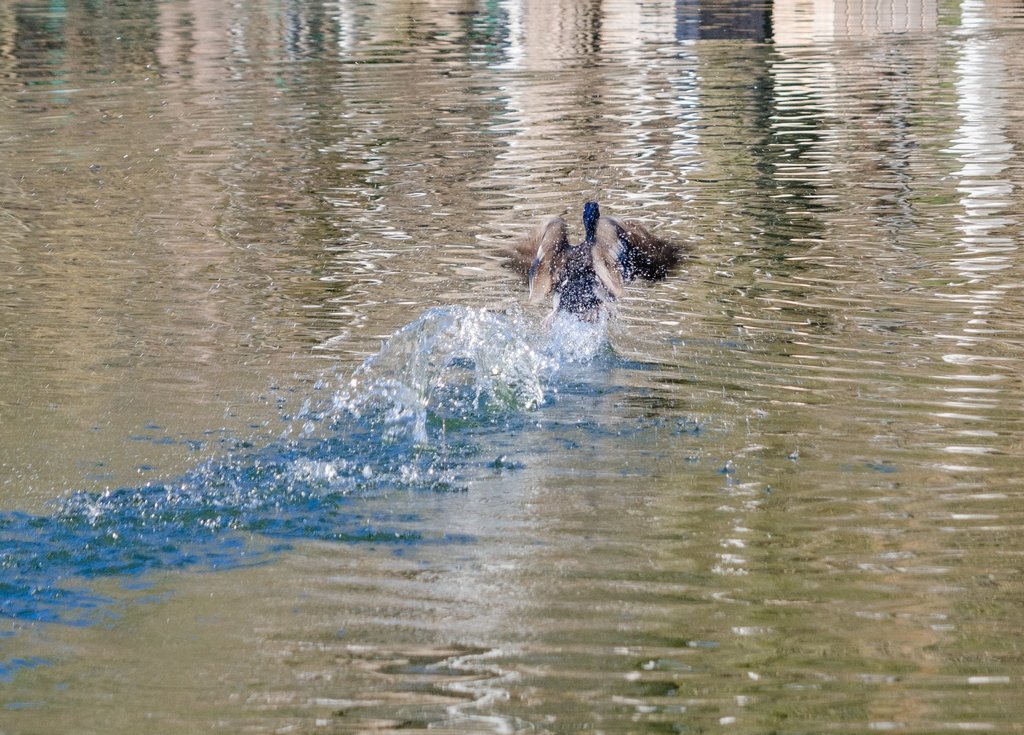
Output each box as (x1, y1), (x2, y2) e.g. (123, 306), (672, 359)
(3, 0), (1024, 732)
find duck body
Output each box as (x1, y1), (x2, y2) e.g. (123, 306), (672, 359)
(557, 245), (606, 316)
(506, 201), (681, 321)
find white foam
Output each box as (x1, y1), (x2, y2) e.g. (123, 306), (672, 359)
(331, 305), (611, 444)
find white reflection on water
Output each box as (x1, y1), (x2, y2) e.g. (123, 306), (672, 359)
(951, 1), (1015, 270)
(937, 0), (1017, 457)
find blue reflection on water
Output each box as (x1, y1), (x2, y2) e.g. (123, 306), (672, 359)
(0, 657), (51, 686)
(0, 431), (459, 627)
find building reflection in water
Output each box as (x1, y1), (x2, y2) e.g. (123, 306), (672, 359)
(774, 0), (937, 44)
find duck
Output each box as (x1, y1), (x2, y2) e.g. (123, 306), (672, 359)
(505, 201), (682, 321)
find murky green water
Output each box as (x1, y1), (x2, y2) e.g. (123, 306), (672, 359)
(3, 0), (1024, 732)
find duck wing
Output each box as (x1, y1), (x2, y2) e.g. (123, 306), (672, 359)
(616, 219), (681, 281)
(591, 216), (683, 298)
(591, 217), (628, 299)
(504, 215), (570, 302)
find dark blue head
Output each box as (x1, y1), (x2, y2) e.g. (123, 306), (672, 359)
(582, 201), (600, 242)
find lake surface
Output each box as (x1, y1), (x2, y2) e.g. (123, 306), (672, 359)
(3, 0), (1024, 732)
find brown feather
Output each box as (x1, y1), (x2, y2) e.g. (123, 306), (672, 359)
(503, 216), (567, 277)
(592, 217), (626, 299)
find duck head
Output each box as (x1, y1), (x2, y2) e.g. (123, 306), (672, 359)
(582, 201), (600, 243)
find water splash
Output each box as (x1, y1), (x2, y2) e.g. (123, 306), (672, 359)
(335, 306), (608, 443)
(541, 309), (611, 365)
(0, 305), (610, 632)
